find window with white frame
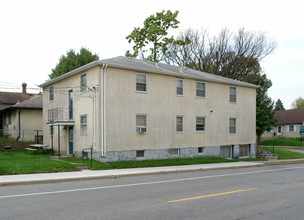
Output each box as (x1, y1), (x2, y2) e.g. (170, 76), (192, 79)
(229, 86), (237, 103)
(196, 116), (206, 132)
(176, 116), (183, 132)
(196, 81), (206, 98)
(176, 78), (184, 96)
(49, 86), (54, 101)
(136, 114), (147, 133)
(135, 73), (147, 92)
(80, 73), (87, 92)
(80, 115), (87, 134)
(288, 125), (295, 132)
(229, 118), (236, 134)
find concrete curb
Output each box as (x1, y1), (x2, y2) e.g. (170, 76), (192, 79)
(1, 160), (304, 186)
(0, 162), (262, 186)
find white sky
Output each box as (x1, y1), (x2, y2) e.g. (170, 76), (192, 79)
(0, 0), (303, 108)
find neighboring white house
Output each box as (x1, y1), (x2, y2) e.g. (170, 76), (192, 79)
(40, 56), (258, 161)
(262, 109), (304, 139)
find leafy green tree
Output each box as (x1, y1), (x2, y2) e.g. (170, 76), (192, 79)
(291, 97), (304, 109)
(49, 47), (99, 79)
(274, 99), (285, 110)
(126, 10), (180, 62)
(247, 73), (277, 144)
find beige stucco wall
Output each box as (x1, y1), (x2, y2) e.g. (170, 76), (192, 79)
(42, 65), (256, 155)
(42, 66), (100, 154)
(3, 109), (42, 141)
(105, 67), (256, 151)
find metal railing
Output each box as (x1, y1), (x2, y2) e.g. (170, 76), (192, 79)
(48, 108), (74, 123)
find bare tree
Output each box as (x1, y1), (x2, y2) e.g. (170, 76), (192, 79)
(164, 28), (276, 81)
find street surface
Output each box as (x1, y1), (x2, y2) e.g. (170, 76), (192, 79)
(1, 164), (304, 220)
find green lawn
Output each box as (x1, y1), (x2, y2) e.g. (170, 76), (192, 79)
(61, 157), (265, 170)
(260, 138), (303, 146)
(258, 146), (304, 159)
(0, 151), (79, 175)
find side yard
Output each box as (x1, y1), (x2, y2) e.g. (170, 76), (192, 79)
(0, 151), (79, 175)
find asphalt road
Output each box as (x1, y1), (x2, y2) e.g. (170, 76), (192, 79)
(1, 164), (304, 220)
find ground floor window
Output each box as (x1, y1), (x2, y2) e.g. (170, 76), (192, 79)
(136, 114), (147, 133)
(289, 125), (295, 132)
(220, 146), (232, 158)
(176, 116), (183, 132)
(239, 145), (249, 157)
(80, 115), (87, 135)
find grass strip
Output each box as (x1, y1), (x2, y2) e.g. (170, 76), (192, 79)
(258, 146), (304, 159)
(260, 138), (303, 146)
(61, 157), (264, 170)
(0, 151), (79, 175)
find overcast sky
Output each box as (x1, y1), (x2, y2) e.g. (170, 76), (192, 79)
(0, 0), (303, 108)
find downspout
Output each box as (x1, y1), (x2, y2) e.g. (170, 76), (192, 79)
(104, 64), (107, 157)
(16, 109), (22, 141)
(101, 64), (108, 157)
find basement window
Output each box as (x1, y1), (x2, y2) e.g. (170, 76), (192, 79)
(198, 147), (204, 154)
(170, 148), (179, 156)
(136, 150), (145, 158)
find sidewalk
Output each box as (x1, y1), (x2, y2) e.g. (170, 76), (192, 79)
(1, 159), (304, 186)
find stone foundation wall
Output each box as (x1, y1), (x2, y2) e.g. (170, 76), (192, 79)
(90, 144), (256, 162)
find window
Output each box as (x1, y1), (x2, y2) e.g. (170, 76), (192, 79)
(239, 145), (249, 157)
(289, 125), (295, 132)
(49, 126), (54, 136)
(176, 78), (184, 96)
(176, 116), (183, 132)
(198, 147), (204, 154)
(80, 73), (87, 92)
(49, 86), (54, 101)
(220, 146), (232, 158)
(135, 73), (147, 92)
(136, 150), (145, 158)
(136, 114), (147, 133)
(80, 115), (87, 134)
(229, 86), (237, 103)
(196, 117), (206, 132)
(196, 81), (206, 97)
(229, 118), (236, 134)
(170, 148), (179, 156)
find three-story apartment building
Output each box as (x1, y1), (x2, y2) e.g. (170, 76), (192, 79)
(40, 56), (258, 161)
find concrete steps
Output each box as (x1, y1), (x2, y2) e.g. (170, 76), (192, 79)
(256, 148), (278, 159)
